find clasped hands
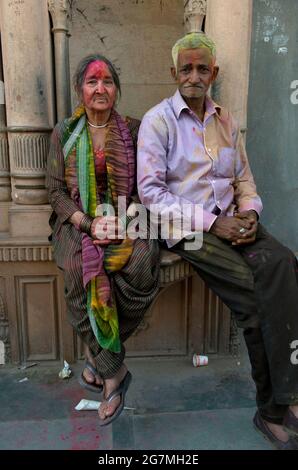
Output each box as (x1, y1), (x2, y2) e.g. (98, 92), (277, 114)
(210, 210), (258, 246)
(90, 216), (125, 246)
(89, 210), (258, 247)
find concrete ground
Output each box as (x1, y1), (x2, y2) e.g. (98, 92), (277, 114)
(0, 345), (273, 451)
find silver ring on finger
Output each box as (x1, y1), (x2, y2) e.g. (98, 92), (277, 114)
(239, 227), (246, 234)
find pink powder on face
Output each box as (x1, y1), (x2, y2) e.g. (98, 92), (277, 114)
(82, 60), (116, 110)
(84, 60), (111, 81)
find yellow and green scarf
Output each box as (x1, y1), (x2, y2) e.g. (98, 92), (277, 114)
(62, 106), (135, 352)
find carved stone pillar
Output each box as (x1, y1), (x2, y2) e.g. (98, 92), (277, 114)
(184, 0), (207, 33)
(0, 32), (10, 233)
(48, 0), (71, 121)
(0, 37), (10, 204)
(0, 0), (55, 206)
(205, 0), (253, 128)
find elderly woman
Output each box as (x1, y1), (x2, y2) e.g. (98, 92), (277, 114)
(46, 54), (159, 426)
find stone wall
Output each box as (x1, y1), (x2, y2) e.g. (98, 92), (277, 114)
(68, 0), (184, 119)
(0, 0), (251, 364)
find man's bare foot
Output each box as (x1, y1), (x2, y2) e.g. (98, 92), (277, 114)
(98, 364), (127, 421)
(265, 420), (290, 443)
(83, 345), (102, 386)
(289, 405), (298, 418)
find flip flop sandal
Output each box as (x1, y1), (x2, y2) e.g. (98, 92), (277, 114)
(253, 411), (298, 450)
(98, 371), (132, 427)
(283, 408), (298, 438)
(78, 360), (103, 394)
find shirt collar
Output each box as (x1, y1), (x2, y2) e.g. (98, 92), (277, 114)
(172, 89), (221, 120)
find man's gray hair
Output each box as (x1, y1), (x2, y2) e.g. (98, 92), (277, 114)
(172, 32), (216, 70)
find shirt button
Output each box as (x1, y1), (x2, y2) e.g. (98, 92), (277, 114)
(217, 201), (220, 205)
(208, 148), (212, 152)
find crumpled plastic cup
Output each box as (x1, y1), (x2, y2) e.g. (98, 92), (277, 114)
(58, 360), (72, 379)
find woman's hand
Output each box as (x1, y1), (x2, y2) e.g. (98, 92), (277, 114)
(91, 216), (125, 246)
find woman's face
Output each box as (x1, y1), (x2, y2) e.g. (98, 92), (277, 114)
(81, 60), (117, 114)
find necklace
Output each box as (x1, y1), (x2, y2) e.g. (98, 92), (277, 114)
(87, 119), (109, 129)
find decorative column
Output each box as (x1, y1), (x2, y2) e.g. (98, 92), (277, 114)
(205, 1), (253, 354)
(184, 0), (207, 33)
(0, 0), (55, 237)
(48, 0), (71, 121)
(0, 33), (10, 233)
(205, 0), (253, 128)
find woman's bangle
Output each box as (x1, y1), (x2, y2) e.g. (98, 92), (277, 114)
(79, 214), (94, 237)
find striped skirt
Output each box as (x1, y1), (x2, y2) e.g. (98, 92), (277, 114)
(51, 218), (160, 378)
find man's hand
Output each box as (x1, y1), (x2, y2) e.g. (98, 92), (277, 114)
(210, 211), (258, 245)
(91, 216), (125, 246)
(233, 210), (258, 245)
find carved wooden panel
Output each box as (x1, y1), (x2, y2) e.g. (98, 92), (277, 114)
(188, 274), (206, 354)
(0, 276), (11, 362)
(76, 335), (85, 361)
(0, 259), (74, 364)
(76, 279), (189, 359)
(126, 278), (189, 356)
(204, 285), (221, 353)
(16, 275), (59, 361)
(188, 274), (231, 355)
(1, 254), (231, 363)
(75, 274), (231, 360)
(204, 286), (231, 354)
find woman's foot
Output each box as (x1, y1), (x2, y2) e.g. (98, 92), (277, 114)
(98, 364), (128, 421)
(83, 345), (102, 387)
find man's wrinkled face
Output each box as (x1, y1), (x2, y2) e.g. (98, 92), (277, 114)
(171, 48), (218, 100)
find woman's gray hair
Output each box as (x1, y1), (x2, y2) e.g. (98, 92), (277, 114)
(73, 54), (121, 99)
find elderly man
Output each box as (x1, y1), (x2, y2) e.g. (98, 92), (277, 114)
(137, 32), (298, 449)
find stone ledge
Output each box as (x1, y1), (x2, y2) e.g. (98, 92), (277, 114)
(0, 240), (193, 284)
(0, 245), (53, 262)
(0, 238), (53, 262)
(159, 248), (194, 285)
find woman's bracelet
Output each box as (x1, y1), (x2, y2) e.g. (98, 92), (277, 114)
(79, 214), (94, 237)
